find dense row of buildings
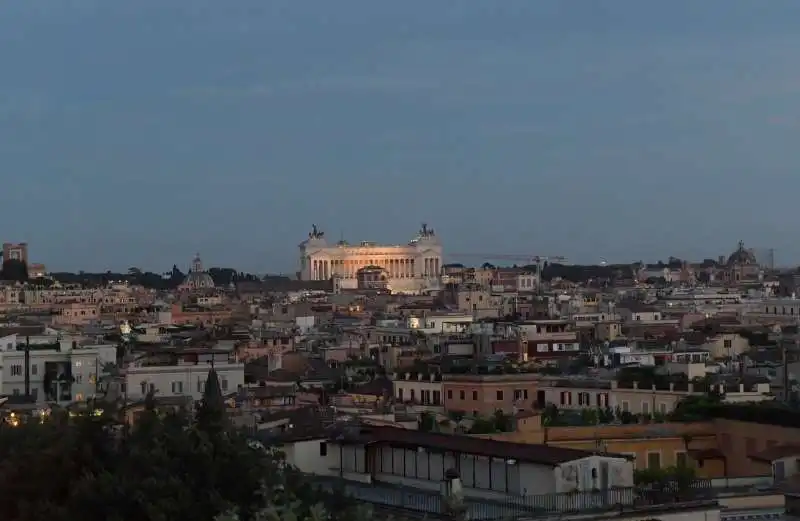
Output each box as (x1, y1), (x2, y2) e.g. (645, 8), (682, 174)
(4, 236), (800, 519)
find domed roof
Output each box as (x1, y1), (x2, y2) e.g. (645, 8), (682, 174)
(184, 271), (215, 289)
(727, 241), (757, 266)
(183, 254), (215, 289)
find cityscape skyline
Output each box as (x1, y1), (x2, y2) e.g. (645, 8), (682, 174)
(3, 1), (800, 272)
(0, 233), (777, 276)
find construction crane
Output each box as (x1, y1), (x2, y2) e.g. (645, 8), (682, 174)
(449, 253), (567, 292)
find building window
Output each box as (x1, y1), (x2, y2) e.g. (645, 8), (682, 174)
(622, 401), (630, 412)
(472, 391), (478, 400)
(319, 442), (328, 456)
(447, 390), (452, 399)
(10, 364), (22, 376)
(647, 452), (661, 470)
(75, 374), (83, 384)
(172, 381), (183, 394)
(659, 403), (667, 414)
(724, 339), (732, 349)
(141, 382), (147, 395)
(221, 378), (228, 391)
(642, 401), (650, 414)
(31, 364), (38, 376)
(198, 380), (205, 392)
(459, 390), (465, 400)
(496, 390), (504, 401)
(12, 389), (20, 396)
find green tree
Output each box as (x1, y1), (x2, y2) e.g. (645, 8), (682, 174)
(669, 391), (723, 422)
(0, 373), (369, 521)
(492, 410), (513, 432)
(196, 368), (227, 435)
(468, 415), (497, 434)
(541, 404), (560, 426)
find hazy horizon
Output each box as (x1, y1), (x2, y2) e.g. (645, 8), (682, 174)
(2, 1), (799, 273)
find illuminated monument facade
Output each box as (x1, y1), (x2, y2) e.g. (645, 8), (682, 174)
(298, 224), (443, 294)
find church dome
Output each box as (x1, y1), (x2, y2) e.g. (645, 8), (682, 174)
(183, 254), (215, 289)
(727, 241), (757, 266)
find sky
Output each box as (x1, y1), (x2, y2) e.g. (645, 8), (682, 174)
(2, 1), (800, 273)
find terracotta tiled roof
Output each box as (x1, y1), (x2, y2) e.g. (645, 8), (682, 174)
(342, 425), (626, 466)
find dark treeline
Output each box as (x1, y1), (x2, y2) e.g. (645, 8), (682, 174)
(538, 263), (636, 283)
(0, 262), (262, 289)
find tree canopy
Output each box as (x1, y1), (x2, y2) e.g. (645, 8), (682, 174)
(0, 392), (369, 521)
(47, 266), (261, 289)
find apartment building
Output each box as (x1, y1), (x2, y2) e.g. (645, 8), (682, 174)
(535, 378), (771, 415)
(169, 303), (232, 326)
(442, 285), (506, 319)
(123, 349), (245, 401)
(0, 334), (116, 402)
(616, 304), (663, 323)
(391, 369), (443, 407)
(278, 425), (634, 498)
(517, 320), (578, 343)
(407, 312), (474, 334)
(52, 302), (101, 326)
(489, 417), (723, 475)
(442, 371), (539, 416)
(743, 298), (800, 325)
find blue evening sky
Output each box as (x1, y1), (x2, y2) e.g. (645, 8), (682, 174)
(1, 1), (798, 273)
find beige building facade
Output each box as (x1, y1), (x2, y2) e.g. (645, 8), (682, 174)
(298, 224), (443, 294)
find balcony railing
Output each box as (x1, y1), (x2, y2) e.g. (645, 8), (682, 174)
(304, 475), (718, 521)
